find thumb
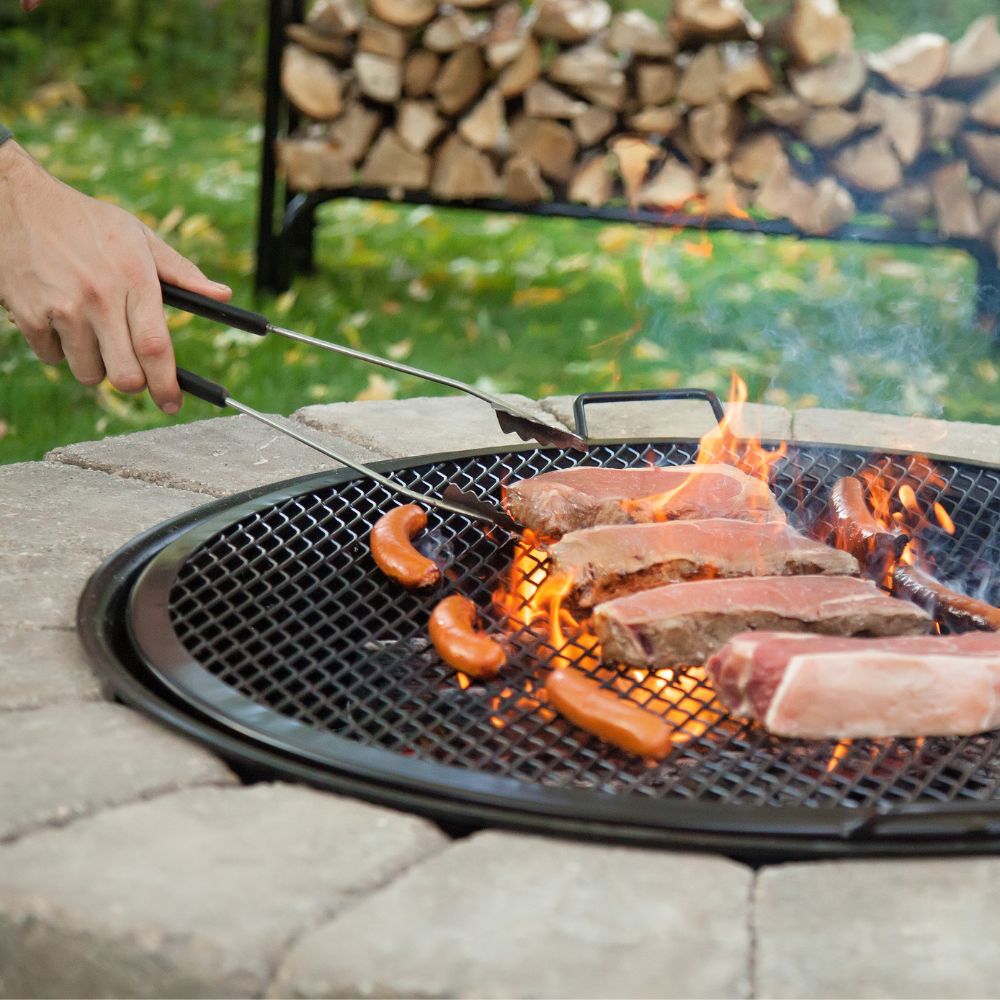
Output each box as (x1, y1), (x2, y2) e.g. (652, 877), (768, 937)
(146, 231), (232, 303)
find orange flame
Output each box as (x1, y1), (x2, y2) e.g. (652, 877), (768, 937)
(826, 739), (851, 772)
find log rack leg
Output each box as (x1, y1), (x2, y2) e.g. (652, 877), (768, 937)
(973, 249), (1000, 349)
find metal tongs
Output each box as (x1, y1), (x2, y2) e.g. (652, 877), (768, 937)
(161, 282), (586, 452)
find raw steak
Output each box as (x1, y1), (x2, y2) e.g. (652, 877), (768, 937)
(507, 464), (786, 538)
(594, 575), (931, 667)
(550, 519), (859, 607)
(706, 630), (1000, 738)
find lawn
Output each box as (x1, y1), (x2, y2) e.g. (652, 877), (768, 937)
(2, 0), (999, 464)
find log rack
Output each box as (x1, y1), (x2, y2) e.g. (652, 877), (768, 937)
(255, 0), (1000, 345)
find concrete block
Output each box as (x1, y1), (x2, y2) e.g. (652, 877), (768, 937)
(755, 858), (1000, 999)
(0, 701), (235, 844)
(792, 408), (1000, 466)
(0, 784), (447, 998)
(0, 552), (105, 628)
(0, 626), (102, 710)
(46, 415), (379, 498)
(271, 830), (753, 999)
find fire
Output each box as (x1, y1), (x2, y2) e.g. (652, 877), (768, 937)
(826, 739), (850, 772)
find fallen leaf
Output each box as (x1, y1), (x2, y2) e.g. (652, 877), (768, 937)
(166, 312), (193, 331)
(275, 289), (298, 315)
(387, 339), (413, 360)
(381, 300), (402, 316)
(513, 287), (566, 307)
(632, 339), (666, 362)
(355, 374), (398, 401)
(157, 206), (185, 236)
(975, 359), (998, 384)
(407, 279), (432, 302)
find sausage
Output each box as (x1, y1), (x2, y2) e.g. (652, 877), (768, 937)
(544, 668), (673, 760)
(892, 564), (1000, 632)
(429, 595), (506, 679)
(828, 476), (909, 576)
(370, 504), (441, 588)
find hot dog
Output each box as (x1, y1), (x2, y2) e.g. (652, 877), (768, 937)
(892, 563), (1000, 632)
(429, 595), (506, 678)
(544, 668), (673, 760)
(828, 476), (909, 576)
(370, 504), (441, 588)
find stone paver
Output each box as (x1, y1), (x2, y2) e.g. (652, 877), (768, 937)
(46, 414), (379, 497)
(293, 393), (568, 457)
(0, 784), (447, 998)
(792, 408), (1000, 465)
(755, 858), (1000, 999)
(0, 701), (235, 843)
(271, 830), (753, 999)
(0, 626), (102, 710)
(541, 395), (791, 443)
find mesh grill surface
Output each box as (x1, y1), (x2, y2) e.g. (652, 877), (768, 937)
(167, 443), (1000, 810)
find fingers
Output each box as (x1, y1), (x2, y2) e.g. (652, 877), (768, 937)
(147, 231), (232, 302)
(47, 310), (106, 386)
(16, 314), (64, 365)
(125, 284), (181, 414)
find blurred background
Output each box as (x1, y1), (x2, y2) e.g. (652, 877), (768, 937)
(1, 0), (997, 465)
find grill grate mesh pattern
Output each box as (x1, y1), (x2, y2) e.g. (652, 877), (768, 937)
(168, 443), (1000, 810)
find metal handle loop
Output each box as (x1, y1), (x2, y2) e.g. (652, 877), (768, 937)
(572, 389), (726, 438)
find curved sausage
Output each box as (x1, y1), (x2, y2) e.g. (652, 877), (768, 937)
(370, 504), (441, 588)
(893, 564), (1000, 632)
(544, 668), (673, 760)
(429, 595), (506, 679)
(829, 476), (909, 575)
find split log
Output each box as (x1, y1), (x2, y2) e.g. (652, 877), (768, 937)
(750, 91), (809, 127)
(881, 184), (933, 226)
(360, 129), (431, 191)
(637, 64), (678, 106)
(431, 134), (502, 198)
(509, 117), (579, 181)
(424, 11), (476, 52)
(964, 132), (1000, 186)
(354, 51), (403, 103)
(689, 101), (740, 161)
(533, 0), (611, 43)
(451, 0), (502, 8)
(308, 0), (363, 36)
(369, 0), (437, 29)
(627, 105), (681, 135)
(569, 154), (614, 207)
(572, 105), (617, 145)
(799, 108), (857, 149)
(498, 38), (541, 96)
(783, 0), (853, 67)
(833, 132), (903, 193)
(637, 157), (700, 210)
(359, 18), (408, 60)
(978, 188), (1000, 235)
(549, 46), (626, 110)
(669, 0), (762, 46)
(701, 161), (744, 216)
(610, 136), (661, 205)
(434, 46), (486, 115)
(868, 33), (950, 93)
(754, 155), (808, 219)
(396, 99), (445, 152)
(502, 154), (552, 202)
(282, 44), (343, 120)
(669, 123), (707, 175)
(577, 76), (628, 112)
(285, 24), (352, 59)
(948, 15), (1000, 80)
(329, 100), (382, 162)
(403, 49), (440, 97)
(931, 162), (980, 238)
(721, 42), (773, 100)
(925, 97), (967, 143)
(278, 138), (354, 191)
(676, 45), (724, 105)
(730, 131), (785, 185)
(790, 50), (866, 106)
(789, 177), (855, 235)
(858, 91), (923, 165)
(525, 81), (588, 118)
(971, 81), (1000, 130)
(485, 2), (527, 67)
(458, 88), (509, 152)
(606, 10), (675, 57)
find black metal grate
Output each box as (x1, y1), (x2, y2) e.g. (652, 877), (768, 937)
(167, 443), (1000, 811)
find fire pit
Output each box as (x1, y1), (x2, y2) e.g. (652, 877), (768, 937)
(80, 391), (1000, 861)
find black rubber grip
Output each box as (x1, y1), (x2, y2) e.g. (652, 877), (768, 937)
(177, 368), (230, 409)
(161, 282), (269, 336)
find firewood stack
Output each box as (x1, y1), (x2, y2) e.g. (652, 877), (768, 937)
(277, 0), (1000, 262)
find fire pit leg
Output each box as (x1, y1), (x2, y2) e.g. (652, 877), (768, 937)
(973, 250), (1000, 348)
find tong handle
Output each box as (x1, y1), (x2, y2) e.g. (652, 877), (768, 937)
(161, 282), (269, 337)
(177, 367), (229, 408)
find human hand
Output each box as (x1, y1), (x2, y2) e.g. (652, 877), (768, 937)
(0, 140), (232, 414)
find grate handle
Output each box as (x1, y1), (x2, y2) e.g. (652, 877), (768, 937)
(161, 282), (269, 336)
(572, 389), (726, 438)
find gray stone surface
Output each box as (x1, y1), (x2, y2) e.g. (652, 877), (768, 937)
(541, 395), (791, 443)
(0, 552), (100, 628)
(293, 393), (569, 457)
(46, 414), (378, 497)
(0, 701), (235, 843)
(792, 408), (1000, 465)
(271, 830), (753, 999)
(755, 858), (1000, 999)
(0, 784), (447, 998)
(0, 626), (102, 710)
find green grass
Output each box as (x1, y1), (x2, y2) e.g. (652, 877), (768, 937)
(1, 106), (998, 465)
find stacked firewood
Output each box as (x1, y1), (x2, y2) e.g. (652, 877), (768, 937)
(277, 0), (1000, 260)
